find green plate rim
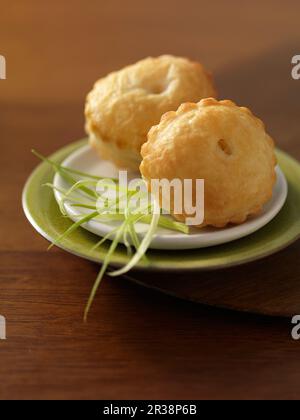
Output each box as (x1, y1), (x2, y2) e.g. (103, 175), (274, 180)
(22, 139), (300, 271)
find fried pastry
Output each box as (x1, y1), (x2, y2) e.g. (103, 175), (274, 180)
(140, 98), (277, 228)
(85, 55), (216, 171)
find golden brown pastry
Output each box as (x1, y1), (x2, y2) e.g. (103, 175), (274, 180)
(85, 55), (216, 170)
(140, 98), (277, 228)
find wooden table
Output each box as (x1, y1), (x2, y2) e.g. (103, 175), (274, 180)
(1, 0), (300, 400)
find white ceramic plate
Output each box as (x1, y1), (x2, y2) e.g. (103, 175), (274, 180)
(53, 144), (288, 250)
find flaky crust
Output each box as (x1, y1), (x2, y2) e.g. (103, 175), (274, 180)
(140, 98), (277, 228)
(85, 55), (217, 170)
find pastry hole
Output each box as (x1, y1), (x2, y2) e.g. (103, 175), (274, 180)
(218, 139), (232, 156)
(145, 81), (167, 95)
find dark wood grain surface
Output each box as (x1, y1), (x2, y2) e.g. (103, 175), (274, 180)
(1, 0), (300, 400)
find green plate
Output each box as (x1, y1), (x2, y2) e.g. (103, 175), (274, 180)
(22, 139), (300, 271)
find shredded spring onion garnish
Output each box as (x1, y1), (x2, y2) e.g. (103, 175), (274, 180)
(33, 150), (189, 320)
